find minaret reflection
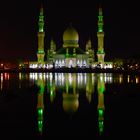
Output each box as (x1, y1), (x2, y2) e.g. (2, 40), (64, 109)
(47, 73), (56, 103)
(36, 73), (45, 135)
(86, 73), (95, 103)
(49, 80), (56, 103)
(97, 73), (105, 135)
(62, 73), (79, 114)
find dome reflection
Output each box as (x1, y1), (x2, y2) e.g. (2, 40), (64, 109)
(63, 93), (79, 114)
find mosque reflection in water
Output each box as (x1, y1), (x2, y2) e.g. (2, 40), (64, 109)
(1, 72), (140, 137)
(33, 73), (105, 136)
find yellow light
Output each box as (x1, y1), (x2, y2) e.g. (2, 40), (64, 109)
(127, 75), (130, 83)
(119, 75), (123, 84)
(136, 76), (139, 84)
(19, 73), (22, 80)
(1, 73), (3, 90)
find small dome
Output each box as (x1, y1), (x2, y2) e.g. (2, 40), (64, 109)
(63, 25), (79, 48)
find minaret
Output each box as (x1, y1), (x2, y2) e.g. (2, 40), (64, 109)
(86, 39), (95, 67)
(37, 5), (45, 63)
(97, 6), (105, 68)
(49, 79), (56, 103)
(86, 39), (92, 52)
(50, 39), (56, 53)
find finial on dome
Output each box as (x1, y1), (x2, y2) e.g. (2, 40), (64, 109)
(69, 22), (73, 27)
(40, 3), (44, 14)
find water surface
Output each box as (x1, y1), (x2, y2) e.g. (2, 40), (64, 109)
(0, 72), (140, 139)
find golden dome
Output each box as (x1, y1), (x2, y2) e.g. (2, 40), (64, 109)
(63, 25), (79, 48)
(62, 93), (79, 114)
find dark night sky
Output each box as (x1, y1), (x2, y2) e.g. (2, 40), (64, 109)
(0, 0), (140, 61)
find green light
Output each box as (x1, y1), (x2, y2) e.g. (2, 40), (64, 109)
(97, 50), (104, 54)
(98, 7), (103, 32)
(66, 48), (69, 57)
(99, 28), (103, 32)
(38, 108), (43, 116)
(99, 109), (104, 116)
(38, 8), (44, 32)
(73, 48), (76, 55)
(39, 23), (44, 32)
(50, 90), (55, 103)
(98, 24), (103, 32)
(40, 85), (45, 94)
(37, 108), (43, 134)
(99, 120), (104, 134)
(50, 90), (54, 96)
(38, 120), (43, 125)
(38, 120), (43, 133)
(66, 53), (70, 57)
(99, 86), (105, 93)
(38, 50), (45, 54)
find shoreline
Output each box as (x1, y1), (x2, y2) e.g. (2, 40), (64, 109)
(0, 68), (140, 74)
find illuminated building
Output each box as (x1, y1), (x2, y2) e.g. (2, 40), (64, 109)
(28, 3), (112, 69)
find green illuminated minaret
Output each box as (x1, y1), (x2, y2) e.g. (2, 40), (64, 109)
(97, 6), (105, 67)
(37, 5), (45, 63)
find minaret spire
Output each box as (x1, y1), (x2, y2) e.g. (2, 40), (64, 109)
(98, 6), (104, 32)
(97, 5), (105, 68)
(39, 4), (44, 32)
(37, 3), (45, 64)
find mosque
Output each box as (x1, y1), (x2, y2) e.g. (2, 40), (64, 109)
(28, 4), (113, 69)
